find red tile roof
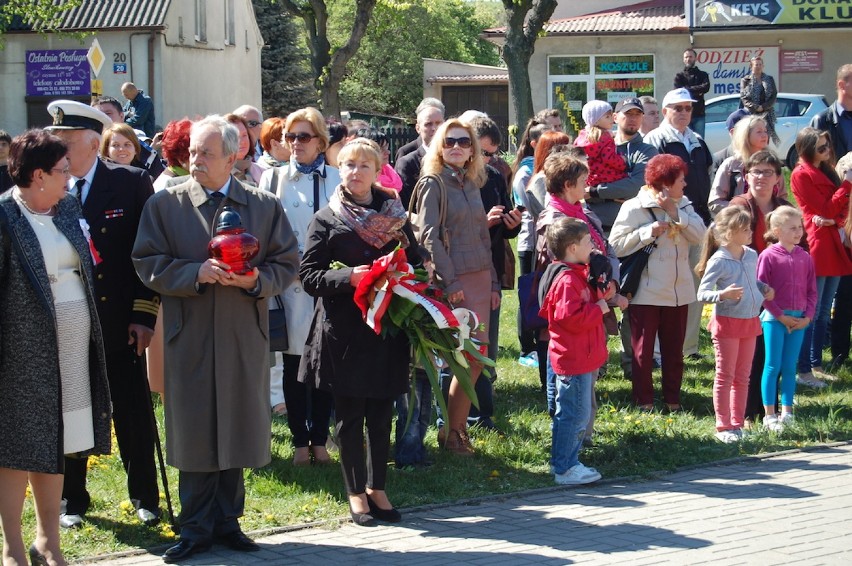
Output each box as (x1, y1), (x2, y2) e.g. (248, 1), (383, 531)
(427, 73), (509, 84)
(484, 0), (685, 37)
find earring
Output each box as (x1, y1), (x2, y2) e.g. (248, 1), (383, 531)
(40, 186), (45, 192)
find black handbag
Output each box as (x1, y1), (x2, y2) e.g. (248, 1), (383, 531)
(618, 209), (658, 301)
(269, 294), (288, 352)
(518, 270), (547, 331)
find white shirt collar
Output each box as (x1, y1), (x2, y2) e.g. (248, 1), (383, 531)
(69, 158), (99, 203)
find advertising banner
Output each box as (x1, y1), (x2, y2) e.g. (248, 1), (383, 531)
(693, 1), (852, 28)
(26, 49), (90, 97)
(693, 46), (779, 95)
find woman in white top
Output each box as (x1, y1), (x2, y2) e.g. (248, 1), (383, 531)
(0, 130), (111, 566)
(258, 107), (341, 466)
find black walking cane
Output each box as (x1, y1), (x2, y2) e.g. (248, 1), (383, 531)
(137, 335), (179, 533)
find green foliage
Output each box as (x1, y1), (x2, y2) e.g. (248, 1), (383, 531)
(0, 0), (84, 47)
(252, 0), (317, 117)
(328, 0), (502, 116)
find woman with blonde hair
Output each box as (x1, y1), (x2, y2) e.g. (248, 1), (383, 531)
(708, 115), (783, 217)
(258, 106), (339, 465)
(410, 118), (497, 455)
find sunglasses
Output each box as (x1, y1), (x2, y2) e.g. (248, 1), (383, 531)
(482, 149), (496, 158)
(284, 132), (318, 143)
(670, 105), (693, 113)
(443, 137), (472, 149)
(245, 120), (262, 128)
(816, 144), (830, 154)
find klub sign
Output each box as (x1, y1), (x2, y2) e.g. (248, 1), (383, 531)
(694, 46), (779, 95)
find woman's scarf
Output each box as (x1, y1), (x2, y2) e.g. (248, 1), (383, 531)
(548, 194), (606, 252)
(260, 152), (286, 169)
(328, 184), (409, 249)
(294, 153), (325, 175)
(167, 165), (189, 177)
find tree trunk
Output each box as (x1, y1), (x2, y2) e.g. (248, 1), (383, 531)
(501, 0), (558, 126)
(279, 0), (376, 119)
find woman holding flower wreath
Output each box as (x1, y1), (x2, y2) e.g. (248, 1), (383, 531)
(410, 118), (499, 456)
(299, 139), (422, 526)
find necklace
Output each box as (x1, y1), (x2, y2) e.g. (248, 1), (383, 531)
(14, 188), (55, 216)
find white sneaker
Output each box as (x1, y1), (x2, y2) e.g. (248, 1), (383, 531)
(764, 414), (784, 433)
(812, 367), (839, 382)
(780, 413), (795, 426)
(798, 372), (827, 388)
(554, 462), (601, 485)
(714, 430), (740, 444)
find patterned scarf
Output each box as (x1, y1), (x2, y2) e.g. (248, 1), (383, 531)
(294, 153), (325, 176)
(548, 194), (607, 252)
(328, 184), (409, 249)
(259, 152), (286, 169)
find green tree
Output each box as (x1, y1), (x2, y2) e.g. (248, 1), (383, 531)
(331, 0), (501, 117)
(252, 0), (315, 117)
(276, 0), (377, 119)
(0, 0), (82, 46)
(501, 0), (558, 124)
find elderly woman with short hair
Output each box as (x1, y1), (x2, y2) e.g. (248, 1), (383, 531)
(610, 154), (706, 411)
(258, 107), (340, 465)
(0, 130), (111, 566)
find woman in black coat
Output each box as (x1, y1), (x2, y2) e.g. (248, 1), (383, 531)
(299, 139), (422, 526)
(0, 130), (111, 566)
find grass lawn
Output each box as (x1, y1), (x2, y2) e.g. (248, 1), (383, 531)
(10, 278), (852, 561)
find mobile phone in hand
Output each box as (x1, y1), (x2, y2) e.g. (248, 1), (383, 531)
(515, 205), (526, 213)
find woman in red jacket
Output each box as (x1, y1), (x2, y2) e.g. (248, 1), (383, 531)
(790, 127), (852, 385)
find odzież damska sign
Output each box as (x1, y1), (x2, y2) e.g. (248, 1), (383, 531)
(694, 46), (779, 95)
(26, 50), (89, 97)
(692, 0), (852, 28)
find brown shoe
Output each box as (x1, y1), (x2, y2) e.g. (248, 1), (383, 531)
(443, 429), (474, 456)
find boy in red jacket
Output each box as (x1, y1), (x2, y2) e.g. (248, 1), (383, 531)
(539, 217), (609, 485)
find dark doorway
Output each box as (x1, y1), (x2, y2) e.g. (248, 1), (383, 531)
(442, 85), (509, 151)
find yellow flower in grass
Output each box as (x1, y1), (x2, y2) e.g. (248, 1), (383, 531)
(265, 514), (276, 521)
(159, 524), (176, 539)
(489, 470), (500, 478)
(119, 500), (134, 514)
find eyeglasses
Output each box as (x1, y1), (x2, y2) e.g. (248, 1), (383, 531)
(670, 105), (693, 113)
(748, 168), (778, 177)
(816, 144), (830, 154)
(482, 149), (496, 158)
(284, 132), (318, 143)
(50, 166), (70, 176)
(443, 137), (472, 149)
(245, 120), (262, 128)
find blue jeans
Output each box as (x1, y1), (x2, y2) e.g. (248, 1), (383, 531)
(550, 372), (593, 474)
(798, 276), (840, 372)
(394, 372), (432, 466)
(689, 114), (706, 138)
(763, 311), (806, 407)
(545, 347), (556, 417)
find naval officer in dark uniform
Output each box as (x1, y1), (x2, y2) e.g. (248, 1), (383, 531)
(45, 100), (161, 528)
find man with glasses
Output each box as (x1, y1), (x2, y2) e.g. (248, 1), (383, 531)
(45, 100), (161, 529)
(813, 64), (852, 372)
(396, 101), (445, 207)
(673, 48), (710, 138)
(644, 88), (713, 361)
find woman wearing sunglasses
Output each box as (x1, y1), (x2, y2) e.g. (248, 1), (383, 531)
(258, 107), (340, 466)
(790, 127), (852, 386)
(410, 118), (498, 455)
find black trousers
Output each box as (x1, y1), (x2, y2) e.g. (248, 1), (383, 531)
(517, 250), (536, 355)
(282, 353), (333, 448)
(830, 274), (852, 361)
(177, 468), (244, 542)
(63, 348), (159, 515)
(334, 395), (393, 495)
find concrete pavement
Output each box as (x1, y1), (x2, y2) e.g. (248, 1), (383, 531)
(81, 442), (852, 565)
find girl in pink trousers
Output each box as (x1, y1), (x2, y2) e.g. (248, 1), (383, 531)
(696, 206), (773, 443)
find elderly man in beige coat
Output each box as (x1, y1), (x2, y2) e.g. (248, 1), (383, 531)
(132, 115), (298, 563)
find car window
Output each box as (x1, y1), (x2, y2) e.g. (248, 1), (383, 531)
(706, 98), (741, 124)
(776, 97), (809, 118)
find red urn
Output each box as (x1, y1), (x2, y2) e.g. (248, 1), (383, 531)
(208, 206), (259, 274)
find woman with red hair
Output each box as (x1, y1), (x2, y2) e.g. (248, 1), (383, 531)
(152, 118), (192, 191)
(610, 154), (707, 411)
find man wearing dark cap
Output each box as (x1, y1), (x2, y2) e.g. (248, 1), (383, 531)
(45, 100), (161, 529)
(584, 97), (658, 235)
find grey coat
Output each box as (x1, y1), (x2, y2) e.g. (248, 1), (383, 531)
(0, 192), (111, 474)
(132, 177), (299, 472)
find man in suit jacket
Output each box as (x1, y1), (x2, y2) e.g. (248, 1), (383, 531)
(395, 100), (445, 207)
(133, 116), (299, 562)
(394, 97), (445, 164)
(45, 100), (161, 528)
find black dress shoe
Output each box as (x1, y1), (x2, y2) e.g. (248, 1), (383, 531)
(366, 494), (402, 523)
(162, 539), (212, 563)
(349, 505), (376, 526)
(216, 530), (261, 552)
